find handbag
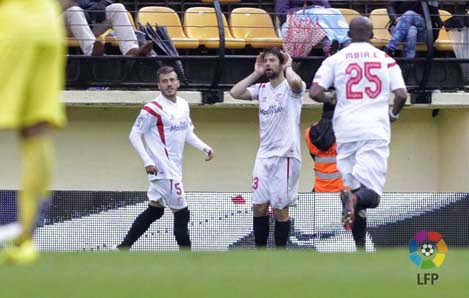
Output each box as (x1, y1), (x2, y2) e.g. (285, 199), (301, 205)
(282, 6), (326, 57)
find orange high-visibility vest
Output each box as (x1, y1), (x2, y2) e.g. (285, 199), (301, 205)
(305, 126), (344, 192)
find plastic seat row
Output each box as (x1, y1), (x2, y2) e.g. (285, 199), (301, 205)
(66, 7), (282, 50)
(67, 7), (455, 52)
(140, 6), (282, 49)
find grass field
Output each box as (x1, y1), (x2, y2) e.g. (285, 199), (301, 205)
(0, 249), (467, 298)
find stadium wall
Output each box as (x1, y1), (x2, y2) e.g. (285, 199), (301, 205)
(0, 106), (468, 192)
(2, 191), (467, 251)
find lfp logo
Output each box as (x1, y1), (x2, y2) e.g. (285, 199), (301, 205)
(409, 230), (448, 269)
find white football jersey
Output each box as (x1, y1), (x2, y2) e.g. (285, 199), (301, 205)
(131, 95), (210, 180)
(247, 79), (305, 161)
(313, 42), (406, 143)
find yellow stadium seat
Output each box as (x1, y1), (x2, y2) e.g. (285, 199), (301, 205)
(138, 6), (199, 49)
(66, 37), (81, 48)
(338, 8), (361, 24)
(184, 7), (245, 49)
(435, 10), (453, 52)
(230, 8), (283, 48)
(66, 34), (105, 50)
(369, 8), (392, 48)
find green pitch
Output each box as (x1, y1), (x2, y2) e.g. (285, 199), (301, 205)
(0, 249), (467, 298)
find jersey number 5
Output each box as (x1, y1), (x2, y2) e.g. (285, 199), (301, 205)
(345, 62), (382, 99)
(175, 182), (182, 195)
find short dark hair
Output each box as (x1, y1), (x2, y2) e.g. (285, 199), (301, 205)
(157, 65), (177, 80)
(262, 47), (285, 64)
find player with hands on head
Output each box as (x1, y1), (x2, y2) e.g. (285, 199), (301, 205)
(230, 48), (305, 248)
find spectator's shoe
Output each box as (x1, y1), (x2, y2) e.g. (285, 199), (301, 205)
(126, 41), (153, 56)
(2, 240), (39, 265)
(340, 190), (355, 231)
(92, 41), (105, 56)
(0, 222), (22, 245)
(383, 46), (398, 57)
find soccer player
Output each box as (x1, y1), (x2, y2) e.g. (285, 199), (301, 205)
(0, 0), (67, 263)
(230, 48), (305, 248)
(309, 17), (408, 249)
(116, 66), (214, 250)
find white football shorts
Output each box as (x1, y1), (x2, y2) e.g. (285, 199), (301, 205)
(336, 140), (390, 196)
(147, 179), (187, 210)
(252, 156), (300, 209)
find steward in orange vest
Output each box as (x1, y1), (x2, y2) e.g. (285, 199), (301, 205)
(305, 104), (344, 192)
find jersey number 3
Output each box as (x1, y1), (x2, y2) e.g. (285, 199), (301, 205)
(345, 62), (382, 99)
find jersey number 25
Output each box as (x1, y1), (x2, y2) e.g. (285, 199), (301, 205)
(345, 62), (382, 100)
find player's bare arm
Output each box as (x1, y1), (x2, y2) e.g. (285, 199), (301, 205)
(309, 83), (337, 104)
(390, 88), (408, 122)
(229, 53), (265, 100)
(282, 52), (303, 94)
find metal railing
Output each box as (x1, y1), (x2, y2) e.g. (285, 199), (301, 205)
(65, 0), (469, 102)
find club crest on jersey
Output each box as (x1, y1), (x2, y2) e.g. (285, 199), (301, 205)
(135, 116), (144, 128)
(275, 93), (282, 102)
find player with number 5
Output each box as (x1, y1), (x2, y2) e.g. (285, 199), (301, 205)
(115, 66), (214, 251)
(310, 17), (408, 249)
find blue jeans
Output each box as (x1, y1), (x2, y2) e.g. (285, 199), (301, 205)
(387, 11), (426, 58)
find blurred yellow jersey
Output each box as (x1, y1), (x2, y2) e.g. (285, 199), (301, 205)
(0, 0), (66, 129)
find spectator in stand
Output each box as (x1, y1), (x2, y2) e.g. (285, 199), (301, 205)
(63, 0), (152, 56)
(383, 1), (442, 58)
(276, 0), (331, 25)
